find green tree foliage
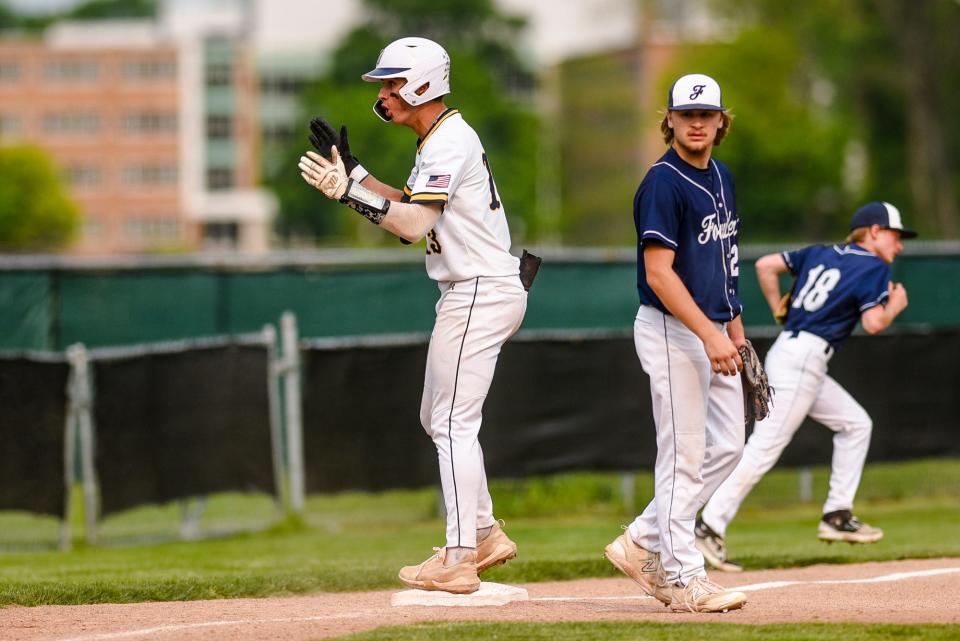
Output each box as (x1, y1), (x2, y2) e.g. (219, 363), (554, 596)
(269, 0), (539, 246)
(0, 0), (155, 32)
(0, 145), (80, 250)
(0, 3), (18, 30)
(66, 0), (156, 20)
(678, 0), (960, 240)
(663, 29), (851, 242)
(556, 51), (645, 245)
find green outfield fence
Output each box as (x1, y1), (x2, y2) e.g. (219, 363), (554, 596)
(1, 242), (958, 351)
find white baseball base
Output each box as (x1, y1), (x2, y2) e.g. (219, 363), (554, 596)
(391, 581), (529, 607)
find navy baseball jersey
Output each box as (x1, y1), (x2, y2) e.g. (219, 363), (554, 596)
(782, 243), (891, 348)
(634, 147), (742, 322)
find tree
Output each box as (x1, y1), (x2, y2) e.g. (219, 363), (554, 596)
(699, 0), (960, 239)
(268, 0), (539, 246)
(0, 145), (80, 250)
(67, 0), (156, 21)
(0, 0), (156, 33)
(663, 26), (851, 241)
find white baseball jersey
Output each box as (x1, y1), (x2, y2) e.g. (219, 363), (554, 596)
(403, 109), (520, 282)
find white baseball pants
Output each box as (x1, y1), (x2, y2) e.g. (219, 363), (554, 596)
(628, 305), (745, 585)
(700, 330), (873, 537)
(420, 275), (526, 549)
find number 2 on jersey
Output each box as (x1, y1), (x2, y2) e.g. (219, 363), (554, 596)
(481, 153), (501, 211)
(792, 264), (841, 312)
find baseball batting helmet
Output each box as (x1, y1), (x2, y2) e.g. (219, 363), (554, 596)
(362, 37), (451, 121)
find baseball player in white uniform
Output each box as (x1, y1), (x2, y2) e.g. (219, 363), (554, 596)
(299, 37), (529, 595)
(603, 74), (748, 613)
(696, 202), (914, 570)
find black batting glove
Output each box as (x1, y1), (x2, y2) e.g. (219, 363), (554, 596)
(309, 117), (360, 176)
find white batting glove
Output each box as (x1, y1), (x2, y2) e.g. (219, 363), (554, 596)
(299, 147), (348, 200)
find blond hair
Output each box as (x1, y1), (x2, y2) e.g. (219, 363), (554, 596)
(660, 111), (733, 146)
(845, 227), (869, 244)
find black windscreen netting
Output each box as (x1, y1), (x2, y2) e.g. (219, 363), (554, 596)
(300, 330), (960, 493)
(92, 344), (275, 516)
(301, 344), (436, 492)
(0, 357), (69, 517)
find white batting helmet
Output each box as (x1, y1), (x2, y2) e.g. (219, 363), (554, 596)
(362, 37), (451, 121)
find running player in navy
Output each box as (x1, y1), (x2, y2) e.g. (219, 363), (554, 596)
(604, 73), (748, 613)
(696, 201), (914, 570)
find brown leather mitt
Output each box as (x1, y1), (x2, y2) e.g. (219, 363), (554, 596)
(739, 339), (774, 422)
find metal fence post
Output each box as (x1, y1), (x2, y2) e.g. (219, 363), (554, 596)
(66, 344), (98, 545)
(620, 473), (636, 515)
(799, 467), (813, 502)
(61, 366), (78, 551)
(263, 324), (288, 512)
(281, 312), (305, 513)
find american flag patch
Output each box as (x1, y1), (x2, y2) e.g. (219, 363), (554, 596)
(426, 174), (451, 188)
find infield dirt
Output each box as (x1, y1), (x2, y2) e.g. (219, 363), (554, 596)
(2, 558), (957, 641)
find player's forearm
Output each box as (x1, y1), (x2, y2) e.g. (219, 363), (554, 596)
(861, 299), (905, 334)
(379, 202), (441, 242)
(727, 315), (746, 347)
(647, 266), (723, 343)
(357, 174), (405, 202)
(756, 254), (788, 314)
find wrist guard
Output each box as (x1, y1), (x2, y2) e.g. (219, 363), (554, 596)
(340, 178), (390, 224)
(348, 162), (370, 183)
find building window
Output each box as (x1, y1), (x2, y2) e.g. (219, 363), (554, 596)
(202, 221), (238, 249)
(122, 113), (177, 133)
(122, 164), (178, 185)
(64, 165), (102, 187)
(0, 114), (22, 137)
(44, 60), (98, 80)
(122, 60), (176, 79)
(82, 217), (104, 239)
(206, 115), (232, 139)
(43, 113), (100, 133)
(261, 122), (295, 144)
(123, 217), (181, 241)
(206, 167), (234, 190)
(0, 62), (19, 82)
(205, 63), (233, 87)
(260, 75), (307, 95)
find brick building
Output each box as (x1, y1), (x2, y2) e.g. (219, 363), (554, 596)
(0, 14), (275, 254)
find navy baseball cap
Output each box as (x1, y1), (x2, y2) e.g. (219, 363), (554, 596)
(849, 201), (917, 238)
(668, 73), (724, 111)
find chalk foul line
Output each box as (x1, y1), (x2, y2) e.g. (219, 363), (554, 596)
(532, 566), (960, 601)
(54, 566), (960, 641)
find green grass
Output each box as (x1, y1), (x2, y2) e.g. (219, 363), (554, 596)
(0, 458), (958, 606)
(333, 622), (958, 641)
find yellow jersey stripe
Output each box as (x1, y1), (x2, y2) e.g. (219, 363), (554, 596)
(410, 192), (449, 203)
(417, 109), (459, 152)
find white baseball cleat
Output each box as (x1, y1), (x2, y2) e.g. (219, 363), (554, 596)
(604, 531), (671, 605)
(818, 510), (884, 544)
(666, 575), (747, 613)
(398, 547), (481, 594)
(476, 521), (517, 573)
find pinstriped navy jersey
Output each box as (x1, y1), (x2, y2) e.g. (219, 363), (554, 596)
(782, 243), (891, 348)
(634, 147), (742, 322)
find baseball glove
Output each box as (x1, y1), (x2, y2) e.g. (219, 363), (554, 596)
(739, 339), (773, 423)
(774, 291), (791, 326)
(308, 117), (362, 176)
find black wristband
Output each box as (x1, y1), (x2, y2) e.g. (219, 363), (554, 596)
(339, 178), (390, 225)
